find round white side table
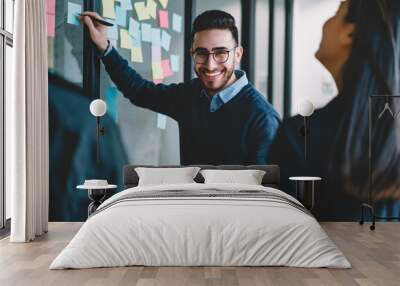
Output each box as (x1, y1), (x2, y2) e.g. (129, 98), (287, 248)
(77, 184), (117, 216)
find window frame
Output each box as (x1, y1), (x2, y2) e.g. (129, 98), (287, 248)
(1, 0), (14, 233)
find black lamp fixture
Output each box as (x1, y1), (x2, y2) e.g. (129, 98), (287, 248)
(298, 99), (315, 161)
(89, 99), (107, 163)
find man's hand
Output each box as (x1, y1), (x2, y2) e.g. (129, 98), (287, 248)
(78, 11), (109, 53)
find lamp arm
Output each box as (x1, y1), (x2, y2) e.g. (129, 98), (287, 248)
(304, 116), (307, 162)
(96, 117), (100, 164)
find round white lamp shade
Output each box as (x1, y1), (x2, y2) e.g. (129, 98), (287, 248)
(298, 99), (315, 117)
(90, 99), (107, 117)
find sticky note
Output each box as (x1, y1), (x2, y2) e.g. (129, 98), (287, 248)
(172, 13), (182, 32)
(120, 29), (133, 49)
(152, 62), (164, 80)
(161, 30), (171, 52)
(131, 46), (144, 63)
(106, 87), (119, 123)
(141, 23), (152, 42)
(159, 10), (169, 28)
(132, 35), (141, 47)
(157, 114), (167, 130)
(170, 55), (180, 72)
(147, 0), (158, 19)
(151, 28), (161, 45)
(120, 0), (133, 10)
(134, 2), (150, 21)
(115, 5), (127, 27)
(46, 0), (55, 14)
(129, 17), (141, 39)
(107, 19), (119, 39)
(102, 0), (116, 19)
(151, 44), (162, 62)
(159, 0), (168, 9)
(161, 59), (173, 77)
(67, 2), (82, 26)
(47, 14), (55, 37)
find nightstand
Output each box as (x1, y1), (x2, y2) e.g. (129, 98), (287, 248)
(289, 177), (322, 210)
(77, 183), (117, 217)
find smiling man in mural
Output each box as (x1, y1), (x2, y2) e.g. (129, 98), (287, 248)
(80, 10), (280, 165)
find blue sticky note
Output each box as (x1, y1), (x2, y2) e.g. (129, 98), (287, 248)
(67, 2), (82, 26)
(115, 5), (127, 27)
(120, 0), (133, 10)
(132, 34), (141, 48)
(129, 17), (141, 39)
(170, 55), (180, 72)
(107, 19), (119, 40)
(105, 87), (119, 123)
(141, 23), (152, 42)
(172, 13), (182, 33)
(157, 114), (167, 130)
(151, 44), (162, 62)
(161, 30), (171, 52)
(151, 28), (161, 45)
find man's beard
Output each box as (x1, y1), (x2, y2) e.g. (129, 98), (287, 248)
(195, 64), (236, 95)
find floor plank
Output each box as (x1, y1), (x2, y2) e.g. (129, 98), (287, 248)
(0, 222), (399, 286)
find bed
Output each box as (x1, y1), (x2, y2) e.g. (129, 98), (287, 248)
(50, 165), (351, 269)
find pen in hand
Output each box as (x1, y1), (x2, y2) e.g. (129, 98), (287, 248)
(77, 13), (114, 27)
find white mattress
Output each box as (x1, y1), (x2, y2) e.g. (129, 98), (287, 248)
(50, 183), (351, 269)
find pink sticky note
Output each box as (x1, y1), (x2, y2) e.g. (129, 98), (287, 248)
(154, 79), (163, 84)
(46, 0), (56, 15)
(159, 10), (169, 29)
(161, 59), (174, 77)
(47, 14), (55, 37)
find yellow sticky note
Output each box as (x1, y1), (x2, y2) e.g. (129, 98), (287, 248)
(147, 0), (157, 19)
(120, 29), (133, 49)
(134, 2), (150, 21)
(152, 62), (164, 80)
(131, 47), (143, 63)
(102, 0), (116, 19)
(159, 0), (168, 9)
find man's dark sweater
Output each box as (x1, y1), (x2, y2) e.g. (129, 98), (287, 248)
(102, 48), (280, 165)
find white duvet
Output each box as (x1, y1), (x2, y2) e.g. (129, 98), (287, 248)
(50, 183), (351, 269)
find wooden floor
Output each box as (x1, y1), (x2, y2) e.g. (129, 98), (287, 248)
(0, 222), (399, 286)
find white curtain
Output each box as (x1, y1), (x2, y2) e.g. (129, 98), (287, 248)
(7, 0), (49, 242)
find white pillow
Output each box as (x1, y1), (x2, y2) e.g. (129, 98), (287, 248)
(200, 169), (266, 185)
(135, 167), (201, 186)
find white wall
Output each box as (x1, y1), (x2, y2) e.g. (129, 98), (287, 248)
(291, 0), (341, 115)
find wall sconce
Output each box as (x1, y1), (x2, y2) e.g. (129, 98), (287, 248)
(89, 99), (107, 163)
(298, 99), (315, 162)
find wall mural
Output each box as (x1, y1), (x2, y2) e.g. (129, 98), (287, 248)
(47, 0), (400, 222)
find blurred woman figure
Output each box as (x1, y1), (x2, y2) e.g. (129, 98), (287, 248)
(269, 0), (400, 220)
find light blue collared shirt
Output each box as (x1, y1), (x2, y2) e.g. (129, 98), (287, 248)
(201, 70), (249, 112)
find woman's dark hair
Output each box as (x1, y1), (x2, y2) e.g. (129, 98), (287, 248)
(191, 10), (239, 45)
(336, 0), (400, 200)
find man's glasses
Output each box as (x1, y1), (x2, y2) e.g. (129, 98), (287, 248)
(192, 47), (237, 64)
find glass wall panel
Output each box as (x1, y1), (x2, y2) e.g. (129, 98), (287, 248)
(47, 0), (84, 87)
(5, 0), (13, 33)
(254, 0), (269, 98)
(5, 43), (11, 220)
(0, 1), (3, 29)
(99, 0), (185, 165)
